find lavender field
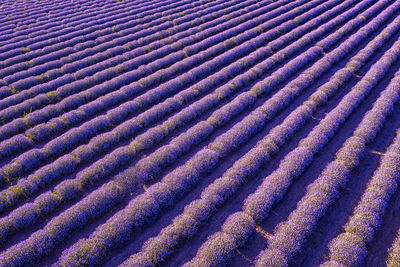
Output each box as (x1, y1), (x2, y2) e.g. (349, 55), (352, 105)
(1, 0), (400, 266)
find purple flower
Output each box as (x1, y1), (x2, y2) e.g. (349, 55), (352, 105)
(329, 233), (366, 266)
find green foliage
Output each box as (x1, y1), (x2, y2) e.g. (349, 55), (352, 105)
(22, 47), (30, 53)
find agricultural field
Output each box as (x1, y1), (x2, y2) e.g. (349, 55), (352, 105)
(0, 0), (400, 266)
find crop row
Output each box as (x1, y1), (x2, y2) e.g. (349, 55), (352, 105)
(0, 0), (246, 86)
(1, 0), (399, 265)
(0, 0), (368, 253)
(0, 0), (305, 137)
(0, 0), (354, 201)
(0, 0), (192, 77)
(0, 0), (284, 125)
(0, 8), (344, 266)
(0, 0), (268, 154)
(0, 0), (160, 43)
(255, 32), (400, 267)
(131, 8), (400, 267)
(0, 0), (135, 41)
(388, 208), (400, 266)
(0, 0), (97, 32)
(322, 74), (400, 267)
(0, 7), (335, 249)
(0, 0), (194, 59)
(0, 0), (329, 189)
(0, 0), (99, 39)
(0, 0), (256, 110)
(0, 0), (362, 230)
(0, 0), (349, 248)
(0, 0), (271, 104)
(184, 3), (400, 266)
(50, 0), (396, 265)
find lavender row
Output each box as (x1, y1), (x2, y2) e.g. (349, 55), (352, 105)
(0, 1), (277, 139)
(1, 0), (171, 35)
(122, 57), (351, 267)
(320, 79), (400, 266)
(0, 33), (325, 267)
(0, 0), (114, 18)
(0, 0), (270, 110)
(0, 0), (105, 40)
(0, 0), (249, 81)
(0, 0), (154, 43)
(0, 0), (262, 94)
(0, 0), (337, 214)
(0, 0), (174, 57)
(0, 0), (323, 180)
(0, 0), (253, 65)
(0, 0), (94, 32)
(255, 36), (400, 267)
(54, 16), (362, 265)
(52, 49), (313, 265)
(0, 2), (165, 57)
(0, 0), (378, 264)
(0, 0), (193, 74)
(0, 0), (305, 130)
(0, 0), (65, 19)
(0, 0), (295, 97)
(0, 0), (341, 183)
(387, 220), (400, 266)
(0, 0), (103, 24)
(50, 148), (219, 267)
(0, 0), (193, 61)
(185, 2), (400, 265)
(0, 0), (246, 84)
(0, 0), (129, 41)
(0, 0), (368, 246)
(0, 0), (202, 74)
(0, 0), (248, 102)
(0, 0), (213, 70)
(314, 0), (391, 52)
(0, 37), (320, 232)
(0, 0), (355, 239)
(122, 1), (392, 263)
